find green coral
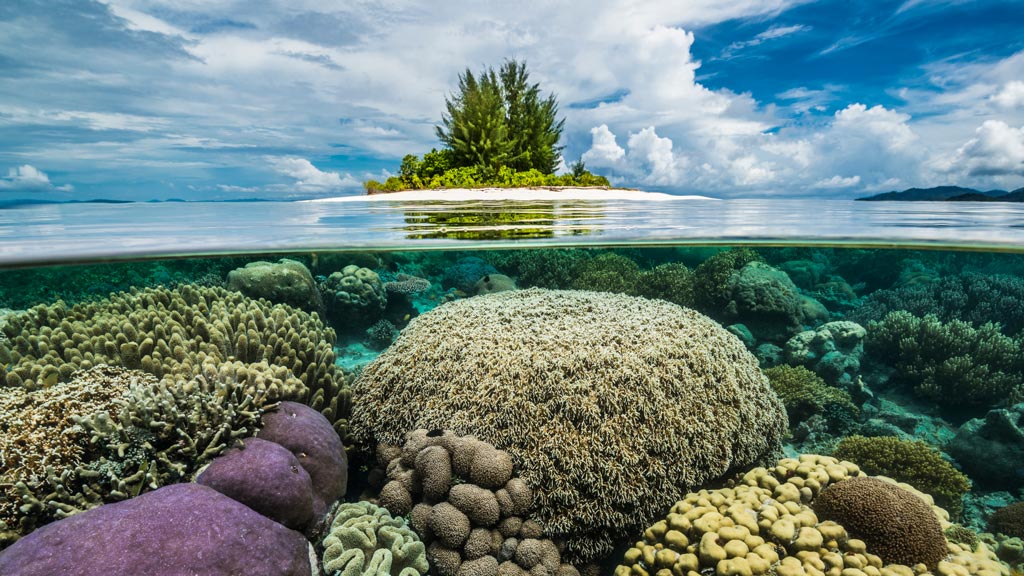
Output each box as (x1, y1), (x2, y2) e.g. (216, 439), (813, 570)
(945, 524), (980, 549)
(568, 252), (641, 294)
(692, 247), (762, 313)
(321, 501), (429, 576)
(831, 435), (971, 519)
(635, 262), (696, 308)
(491, 249), (590, 289)
(763, 365), (859, 432)
(865, 311), (1024, 409)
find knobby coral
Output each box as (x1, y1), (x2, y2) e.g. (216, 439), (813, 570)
(350, 288), (787, 563)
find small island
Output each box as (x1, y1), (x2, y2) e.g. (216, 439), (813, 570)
(857, 185), (1024, 202)
(365, 60), (613, 194)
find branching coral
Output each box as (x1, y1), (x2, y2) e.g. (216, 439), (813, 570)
(692, 247), (763, 312)
(865, 311), (1024, 410)
(349, 288), (787, 563)
(831, 435), (971, 520)
(0, 284), (350, 435)
(568, 253), (641, 294)
(763, 365), (859, 434)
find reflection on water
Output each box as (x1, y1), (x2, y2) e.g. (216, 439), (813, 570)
(2, 198), (1024, 265)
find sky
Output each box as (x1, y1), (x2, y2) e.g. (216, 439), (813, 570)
(1, 0), (1023, 200)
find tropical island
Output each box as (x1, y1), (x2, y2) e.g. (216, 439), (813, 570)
(365, 60), (612, 194)
(857, 185), (1024, 202)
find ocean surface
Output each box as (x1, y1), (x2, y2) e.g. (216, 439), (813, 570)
(2, 197), (1024, 265)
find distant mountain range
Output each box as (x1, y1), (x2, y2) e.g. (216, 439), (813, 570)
(0, 197), (282, 209)
(857, 186), (1024, 202)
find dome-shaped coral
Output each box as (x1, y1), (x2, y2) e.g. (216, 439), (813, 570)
(350, 288), (787, 562)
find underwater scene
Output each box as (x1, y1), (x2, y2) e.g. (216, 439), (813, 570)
(1, 244), (1023, 576)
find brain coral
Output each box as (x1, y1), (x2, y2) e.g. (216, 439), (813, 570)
(349, 288), (788, 562)
(616, 455), (1005, 576)
(321, 501), (429, 576)
(0, 285), (350, 435)
(988, 502), (1024, 539)
(814, 476), (948, 569)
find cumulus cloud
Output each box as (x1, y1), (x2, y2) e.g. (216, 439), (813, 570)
(943, 120), (1024, 177)
(268, 156), (359, 191)
(581, 125), (626, 166)
(992, 81), (1024, 109)
(0, 165), (73, 192)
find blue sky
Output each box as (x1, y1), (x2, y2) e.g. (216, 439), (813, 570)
(1, 0), (1023, 200)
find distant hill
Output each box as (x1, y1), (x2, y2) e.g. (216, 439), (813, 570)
(856, 186), (1009, 201)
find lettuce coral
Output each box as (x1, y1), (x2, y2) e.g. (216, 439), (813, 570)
(321, 501), (429, 576)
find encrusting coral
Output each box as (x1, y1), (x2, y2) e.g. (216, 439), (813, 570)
(615, 454), (1007, 576)
(0, 284), (350, 435)
(372, 429), (579, 576)
(321, 501), (429, 576)
(830, 435), (971, 519)
(350, 288), (787, 563)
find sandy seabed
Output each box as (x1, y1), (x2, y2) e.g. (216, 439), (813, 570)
(305, 187), (717, 202)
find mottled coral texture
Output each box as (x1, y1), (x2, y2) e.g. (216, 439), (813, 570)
(350, 288), (787, 562)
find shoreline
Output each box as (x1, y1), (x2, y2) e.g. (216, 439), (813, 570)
(306, 187), (718, 202)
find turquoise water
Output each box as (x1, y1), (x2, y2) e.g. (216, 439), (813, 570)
(1, 198), (1024, 575)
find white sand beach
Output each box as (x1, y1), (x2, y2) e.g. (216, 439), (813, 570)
(306, 187), (717, 202)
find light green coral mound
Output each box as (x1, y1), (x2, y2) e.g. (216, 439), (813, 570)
(831, 435), (971, 520)
(865, 311), (1024, 409)
(763, 365), (859, 433)
(322, 501), (429, 576)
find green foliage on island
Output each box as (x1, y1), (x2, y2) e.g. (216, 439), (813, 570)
(366, 60), (610, 193)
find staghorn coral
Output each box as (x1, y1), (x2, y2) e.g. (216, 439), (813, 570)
(763, 365), (859, 434)
(1, 364), (270, 544)
(813, 476), (948, 569)
(0, 284), (350, 435)
(373, 430), (578, 576)
(616, 454), (1007, 576)
(831, 435), (971, 519)
(321, 501), (429, 576)
(865, 311), (1024, 410)
(350, 289), (787, 563)
(226, 258), (323, 312)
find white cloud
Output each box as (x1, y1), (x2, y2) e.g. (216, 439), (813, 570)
(581, 125), (625, 166)
(720, 24), (811, 58)
(268, 156), (359, 191)
(0, 165), (73, 192)
(992, 81), (1024, 109)
(627, 127), (682, 186)
(942, 120), (1024, 177)
(815, 175), (861, 188)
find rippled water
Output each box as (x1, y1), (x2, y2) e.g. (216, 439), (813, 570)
(2, 198), (1024, 265)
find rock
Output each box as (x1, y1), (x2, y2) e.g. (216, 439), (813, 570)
(0, 483), (312, 576)
(257, 401), (348, 516)
(196, 437), (314, 530)
(947, 402), (1024, 489)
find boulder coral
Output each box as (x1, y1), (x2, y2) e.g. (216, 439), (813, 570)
(616, 454), (1007, 576)
(0, 285), (351, 435)
(321, 501), (429, 576)
(320, 265), (388, 325)
(723, 262), (828, 343)
(784, 321), (866, 388)
(350, 289), (787, 562)
(226, 258), (322, 312)
(373, 429), (578, 576)
(947, 402), (1024, 489)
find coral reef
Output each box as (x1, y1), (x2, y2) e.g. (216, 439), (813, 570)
(0, 284), (349, 433)
(763, 365), (859, 433)
(350, 288), (787, 562)
(692, 247), (763, 312)
(0, 483), (314, 576)
(852, 273), (1024, 336)
(257, 401), (348, 518)
(226, 258), (322, 312)
(321, 501), (429, 576)
(373, 429), (578, 576)
(831, 435), (971, 519)
(615, 454), (1006, 576)
(569, 252), (641, 294)
(384, 273), (431, 296)
(865, 311), (1024, 410)
(635, 262), (696, 308)
(813, 476), (948, 569)
(947, 402), (1024, 489)
(197, 436), (314, 530)
(490, 249), (589, 290)
(442, 257), (498, 293)
(784, 321), (866, 388)
(321, 265), (388, 325)
(724, 262), (828, 343)
(366, 319), (399, 350)
(989, 503), (1024, 539)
